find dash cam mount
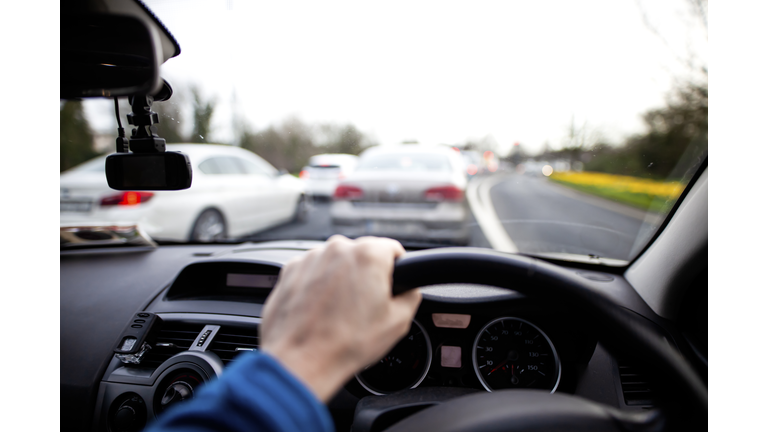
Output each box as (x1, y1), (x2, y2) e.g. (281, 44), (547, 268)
(118, 79), (173, 154)
(126, 94), (166, 154)
(107, 80), (192, 191)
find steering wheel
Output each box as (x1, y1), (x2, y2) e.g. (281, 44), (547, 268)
(385, 248), (707, 432)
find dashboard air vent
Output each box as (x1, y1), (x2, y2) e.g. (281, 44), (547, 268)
(137, 322), (205, 369)
(208, 326), (260, 366)
(617, 360), (655, 408)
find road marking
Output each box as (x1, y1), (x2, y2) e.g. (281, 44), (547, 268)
(466, 175), (518, 253)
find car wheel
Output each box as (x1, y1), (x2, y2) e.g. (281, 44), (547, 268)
(190, 209), (227, 242)
(293, 194), (309, 223)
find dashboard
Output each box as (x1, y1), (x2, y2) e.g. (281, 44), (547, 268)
(60, 241), (675, 432)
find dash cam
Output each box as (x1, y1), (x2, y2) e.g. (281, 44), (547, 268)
(106, 152), (192, 191)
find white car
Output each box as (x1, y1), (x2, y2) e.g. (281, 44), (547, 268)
(60, 144), (306, 242)
(300, 153), (359, 199)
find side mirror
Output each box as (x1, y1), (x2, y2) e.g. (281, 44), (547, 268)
(61, 14), (163, 98)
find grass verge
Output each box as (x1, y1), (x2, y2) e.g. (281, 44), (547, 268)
(548, 172), (683, 214)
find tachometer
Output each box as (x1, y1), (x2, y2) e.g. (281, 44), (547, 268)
(356, 320), (432, 395)
(472, 317), (561, 392)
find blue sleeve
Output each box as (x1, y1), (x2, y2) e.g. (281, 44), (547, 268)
(146, 351), (335, 432)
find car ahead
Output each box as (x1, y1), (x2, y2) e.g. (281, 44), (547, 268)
(461, 150), (486, 177)
(60, 144), (306, 242)
(330, 145), (470, 245)
(300, 153), (359, 199)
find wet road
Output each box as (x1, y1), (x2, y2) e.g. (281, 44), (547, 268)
(485, 174), (657, 261)
(243, 174), (659, 261)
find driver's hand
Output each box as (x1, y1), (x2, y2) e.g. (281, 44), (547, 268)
(260, 235), (422, 402)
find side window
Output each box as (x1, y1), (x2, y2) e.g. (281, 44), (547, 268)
(198, 157), (245, 175)
(236, 157), (270, 176)
(198, 158), (221, 174)
(238, 155), (277, 176)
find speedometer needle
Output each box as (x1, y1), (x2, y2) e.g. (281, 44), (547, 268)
(488, 361), (512, 375)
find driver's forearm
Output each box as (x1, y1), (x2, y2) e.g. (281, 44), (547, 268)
(145, 351), (334, 432)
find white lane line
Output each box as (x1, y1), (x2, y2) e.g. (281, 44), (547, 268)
(467, 175), (518, 253)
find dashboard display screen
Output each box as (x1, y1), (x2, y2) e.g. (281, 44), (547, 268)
(441, 345), (462, 368)
(432, 313), (471, 329)
(226, 274), (278, 288)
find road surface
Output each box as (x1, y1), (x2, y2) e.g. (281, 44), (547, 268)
(243, 174), (661, 261)
(476, 174), (659, 261)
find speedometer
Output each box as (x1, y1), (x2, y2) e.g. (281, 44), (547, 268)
(356, 320), (432, 395)
(472, 317), (561, 392)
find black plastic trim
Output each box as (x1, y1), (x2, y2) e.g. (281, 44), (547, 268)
(135, 0), (181, 57)
(628, 157), (708, 267)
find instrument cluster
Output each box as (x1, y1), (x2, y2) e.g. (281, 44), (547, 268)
(348, 306), (595, 397)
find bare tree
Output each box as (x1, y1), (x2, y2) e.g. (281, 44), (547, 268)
(61, 101), (98, 171)
(190, 86), (216, 143)
(315, 123), (375, 155)
(239, 117), (317, 173)
(688, 0), (707, 33)
(153, 91), (187, 144)
(634, 0), (708, 79)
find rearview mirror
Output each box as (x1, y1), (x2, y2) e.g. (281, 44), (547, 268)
(61, 14), (163, 98)
(106, 152), (193, 191)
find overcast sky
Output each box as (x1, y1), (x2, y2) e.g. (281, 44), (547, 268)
(83, 0), (707, 156)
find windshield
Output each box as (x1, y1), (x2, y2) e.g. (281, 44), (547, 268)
(61, 0), (707, 264)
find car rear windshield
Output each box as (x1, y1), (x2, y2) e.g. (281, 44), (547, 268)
(357, 153), (452, 172)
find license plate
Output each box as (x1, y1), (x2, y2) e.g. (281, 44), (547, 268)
(310, 170), (338, 179)
(61, 200), (92, 212)
(366, 220), (422, 234)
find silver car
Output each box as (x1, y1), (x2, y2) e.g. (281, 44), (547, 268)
(330, 145), (469, 244)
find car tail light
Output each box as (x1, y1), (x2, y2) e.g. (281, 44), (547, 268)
(333, 185), (363, 200)
(467, 164), (478, 176)
(299, 169), (309, 179)
(100, 191), (154, 206)
(425, 185), (464, 202)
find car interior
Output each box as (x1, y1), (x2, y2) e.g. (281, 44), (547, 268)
(59, 1), (708, 431)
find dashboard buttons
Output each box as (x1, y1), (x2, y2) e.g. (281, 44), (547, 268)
(189, 325), (220, 352)
(196, 330), (213, 347)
